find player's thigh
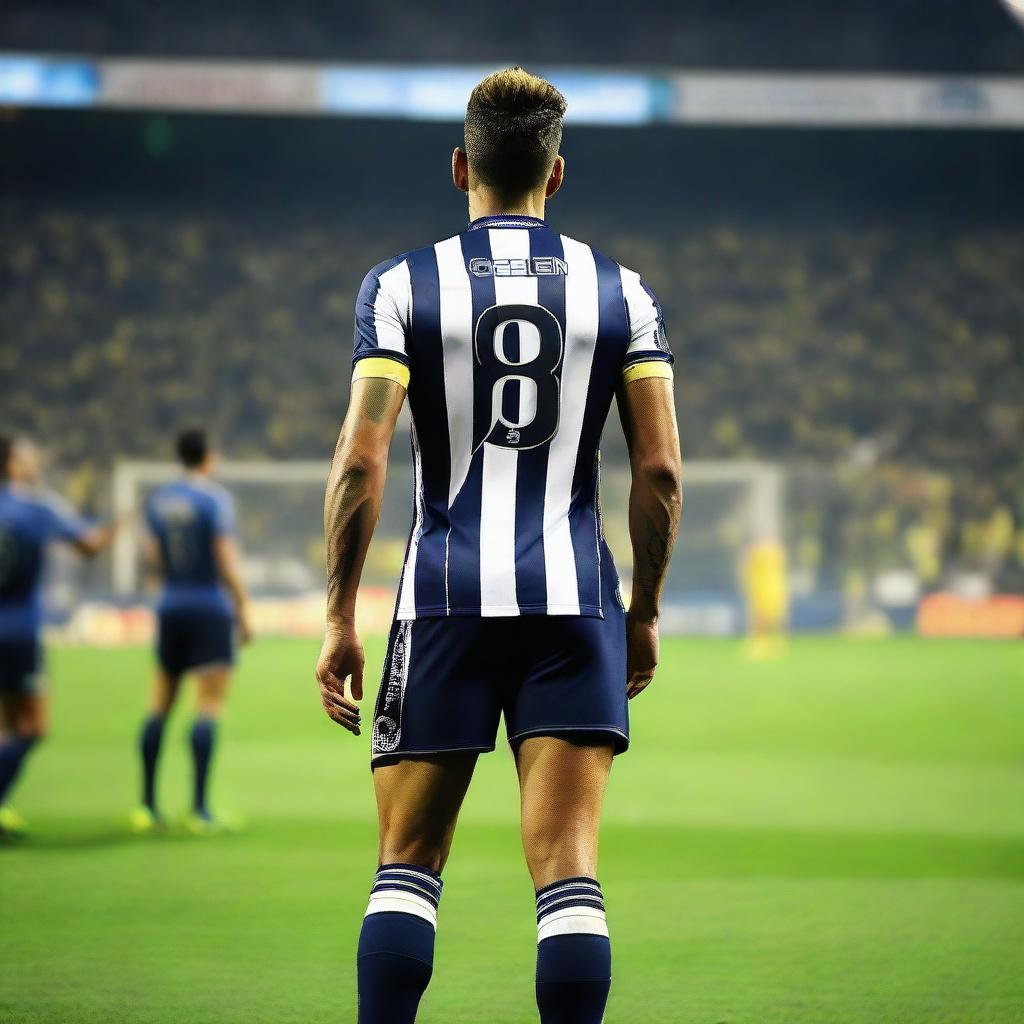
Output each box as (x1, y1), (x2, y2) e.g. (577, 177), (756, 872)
(373, 753), (479, 872)
(517, 735), (614, 889)
(149, 667), (183, 715)
(0, 690), (22, 734)
(0, 690), (49, 739)
(0, 641), (48, 736)
(194, 666), (233, 716)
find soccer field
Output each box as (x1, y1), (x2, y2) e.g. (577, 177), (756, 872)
(2, 636), (1022, 1023)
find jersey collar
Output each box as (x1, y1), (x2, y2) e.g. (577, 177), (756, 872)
(467, 214), (547, 231)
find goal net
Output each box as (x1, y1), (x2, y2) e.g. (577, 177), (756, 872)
(111, 457), (783, 634)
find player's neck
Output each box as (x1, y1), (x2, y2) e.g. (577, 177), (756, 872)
(467, 188), (546, 222)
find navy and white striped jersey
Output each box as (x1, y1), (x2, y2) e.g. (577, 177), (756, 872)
(352, 214), (673, 620)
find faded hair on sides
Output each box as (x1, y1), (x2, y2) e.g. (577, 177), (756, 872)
(464, 67), (567, 199)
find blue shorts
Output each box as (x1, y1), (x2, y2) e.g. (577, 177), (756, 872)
(157, 608), (235, 678)
(0, 639), (45, 697)
(370, 581), (628, 766)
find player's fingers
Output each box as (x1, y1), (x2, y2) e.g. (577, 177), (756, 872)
(327, 710), (361, 735)
(627, 673), (654, 699)
(350, 662), (364, 702)
(320, 694), (361, 732)
(317, 668), (356, 705)
(323, 684), (364, 716)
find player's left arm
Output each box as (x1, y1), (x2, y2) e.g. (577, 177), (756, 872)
(47, 496), (117, 557)
(617, 269), (683, 699)
(72, 523), (118, 557)
(316, 375), (406, 735)
(214, 535), (253, 644)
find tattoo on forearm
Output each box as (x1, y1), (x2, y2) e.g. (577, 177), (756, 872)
(324, 465), (369, 613)
(637, 516), (671, 598)
(323, 379), (400, 616)
(635, 511), (677, 602)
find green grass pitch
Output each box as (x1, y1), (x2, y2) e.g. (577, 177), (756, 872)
(2, 636), (1023, 1023)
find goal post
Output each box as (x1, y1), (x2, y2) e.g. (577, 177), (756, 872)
(111, 457), (785, 625)
(598, 459), (784, 602)
(111, 460), (331, 595)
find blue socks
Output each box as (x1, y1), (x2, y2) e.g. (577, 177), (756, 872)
(535, 877), (612, 1024)
(0, 735), (39, 807)
(139, 713), (167, 812)
(140, 714), (219, 818)
(357, 863), (442, 1024)
(353, 866), (610, 1022)
(189, 717), (217, 817)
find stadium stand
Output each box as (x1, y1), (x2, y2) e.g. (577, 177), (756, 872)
(3, 202), (1022, 592)
(3, 0), (1024, 71)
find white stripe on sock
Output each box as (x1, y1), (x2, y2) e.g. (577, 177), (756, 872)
(539, 894), (605, 918)
(537, 906), (609, 943)
(537, 881), (603, 903)
(365, 890), (438, 928)
(376, 868), (442, 893)
(372, 879), (439, 904)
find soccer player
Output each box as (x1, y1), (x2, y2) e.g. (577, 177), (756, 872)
(742, 536), (789, 659)
(132, 429), (252, 834)
(0, 434), (116, 837)
(315, 68), (682, 1023)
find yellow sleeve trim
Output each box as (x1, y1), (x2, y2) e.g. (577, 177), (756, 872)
(352, 356), (410, 390)
(623, 360), (673, 384)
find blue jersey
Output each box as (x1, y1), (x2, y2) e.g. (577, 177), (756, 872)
(351, 214), (674, 620)
(145, 478), (236, 615)
(0, 484), (91, 640)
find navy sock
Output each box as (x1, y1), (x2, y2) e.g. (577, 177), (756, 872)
(0, 735), (39, 807)
(357, 863), (442, 1024)
(189, 717), (217, 816)
(139, 713), (167, 812)
(535, 876), (612, 1024)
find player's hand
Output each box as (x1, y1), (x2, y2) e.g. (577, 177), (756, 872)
(236, 604), (254, 646)
(625, 610), (659, 699)
(315, 618), (364, 735)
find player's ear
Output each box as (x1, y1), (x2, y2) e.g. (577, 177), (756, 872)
(545, 155), (565, 199)
(452, 147), (470, 193)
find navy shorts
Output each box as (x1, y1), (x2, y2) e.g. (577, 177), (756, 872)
(157, 608), (235, 678)
(370, 580), (628, 766)
(0, 639), (45, 697)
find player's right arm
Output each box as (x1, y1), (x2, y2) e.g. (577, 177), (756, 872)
(46, 495), (117, 557)
(214, 534), (253, 644)
(316, 378), (406, 734)
(617, 270), (683, 699)
(316, 257), (411, 735)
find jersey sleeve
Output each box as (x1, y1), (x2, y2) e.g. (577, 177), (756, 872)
(620, 268), (674, 385)
(352, 256), (412, 390)
(42, 493), (91, 545)
(211, 489), (237, 537)
(143, 492), (159, 535)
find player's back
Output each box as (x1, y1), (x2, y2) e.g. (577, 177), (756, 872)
(145, 478), (234, 613)
(352, 214), (672, 621)
(0, 485), (87, 637)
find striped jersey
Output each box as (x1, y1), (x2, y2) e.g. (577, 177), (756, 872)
(351, 213), (673, 620)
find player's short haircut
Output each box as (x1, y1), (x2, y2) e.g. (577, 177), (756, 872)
(0, 434), (11, 479)
(464, 67), (567, 199)
(176, 428), (209, 469)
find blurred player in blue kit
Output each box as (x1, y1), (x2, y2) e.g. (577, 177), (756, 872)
(0, 434), (116, 837)
(132, 429), (252, 834)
